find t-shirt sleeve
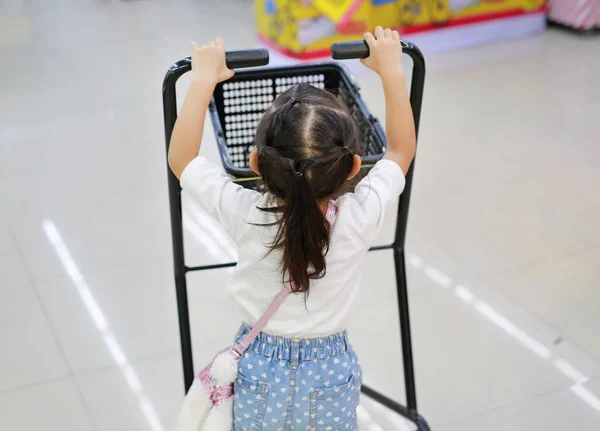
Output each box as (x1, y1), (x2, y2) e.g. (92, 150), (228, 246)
(340, 159), (405, 245)
(180, 156), (262, 242)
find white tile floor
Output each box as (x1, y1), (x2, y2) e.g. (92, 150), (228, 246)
(1, 1), (599, 430)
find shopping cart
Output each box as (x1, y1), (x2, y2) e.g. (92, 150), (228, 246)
(162, 39), (428, 430)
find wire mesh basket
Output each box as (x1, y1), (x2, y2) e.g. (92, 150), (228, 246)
(208, 63), (386, 179)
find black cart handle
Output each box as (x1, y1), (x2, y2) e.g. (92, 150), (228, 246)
(331, 40), (417, 60)
(225, 49), (269, 69)
(172, 49), (269, 74)
(331, 41), (371, 60)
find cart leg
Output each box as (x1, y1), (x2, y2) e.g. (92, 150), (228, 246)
(167, 182), (195, 391)
(169, 187), (195, 391)
(394, 246), (418, 411)
(175, 274), (195, 391)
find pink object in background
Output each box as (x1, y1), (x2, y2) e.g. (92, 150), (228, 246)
(338, 0), (365, 27)
(547, 0), (600, 30)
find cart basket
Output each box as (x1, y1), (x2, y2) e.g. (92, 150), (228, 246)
(210, 63), (386, 178)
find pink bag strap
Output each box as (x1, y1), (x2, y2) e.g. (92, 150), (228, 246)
(232, 200), (338, 358)
(232, 283), (292, 358)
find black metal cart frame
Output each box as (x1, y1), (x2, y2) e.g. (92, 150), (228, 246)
(162, 40), (428, 430)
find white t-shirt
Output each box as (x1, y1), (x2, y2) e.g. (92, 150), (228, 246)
(181, 157), (405, 338)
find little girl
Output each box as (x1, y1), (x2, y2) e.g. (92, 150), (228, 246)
(169, 27), (415, 431)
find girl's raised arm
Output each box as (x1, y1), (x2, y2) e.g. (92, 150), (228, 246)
(168, 38), (234, 179)
(361, 27), (416, 175)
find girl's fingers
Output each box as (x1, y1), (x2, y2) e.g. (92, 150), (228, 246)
(392, 30), (400, 42)
(191, 37), (225, 53)
(374, 26), (384, 39)
(384, 28), (392, 38)
(363, 32), (376, 46)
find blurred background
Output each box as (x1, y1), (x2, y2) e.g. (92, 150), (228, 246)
(1, 0), (599, 430)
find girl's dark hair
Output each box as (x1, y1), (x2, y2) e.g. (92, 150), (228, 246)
(254, 83), (361, 295)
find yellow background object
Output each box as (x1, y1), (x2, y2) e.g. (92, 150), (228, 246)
(256, 0), (546, 57)
(395, 0), (545, 27)
(371, 2), (399, 28)
(312, 0), (363, 23)
(257, 0), (371, 55)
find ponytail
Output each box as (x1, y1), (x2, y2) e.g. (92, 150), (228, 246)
(253, 82), (360, 296)
(278, 171), (329, 294)
(258, 148), (330, 295)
